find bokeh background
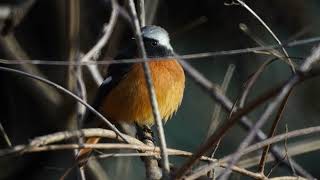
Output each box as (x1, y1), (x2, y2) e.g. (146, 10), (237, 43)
(0, 0), (320, 179)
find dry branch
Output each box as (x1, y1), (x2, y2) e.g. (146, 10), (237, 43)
(0, 66), (128, 143)
(185, 125), (320, 179)
(236, 0), (295, 72)
(1, 36), (320, 66)
(219, 44), (320, 179)
(127, 0), (170, 177)
(175, 57), (318, 178)
(81, 0), (119, 85)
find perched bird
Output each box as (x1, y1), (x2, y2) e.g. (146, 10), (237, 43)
(77, 25), (185, 165)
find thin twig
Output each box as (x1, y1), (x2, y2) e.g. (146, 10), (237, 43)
(206, 64), (235, 178)
(174, 61), (280, 178)
(1, 36), (320, 66)
(174, 60), (316, 179)
(266, 125), (290, 177)
(239, 23), (296, 68)
(29, 128), (142, 147)
(0, 128), (214, 164)
(236, 0), (295, 73)
(219, 44), (320, 180)
(1, 125), (318, 179)
(81, 0), (119, 85)
(219, 77), (297, 180)
(239, 59), (276, 108)
(258, 91), (292, 174)
(185, 162), (265, 180)
(236, 58), (314, 178)
(86, 64), (103, 85)
(283, 125), (297, 177)
(269, 176), (306, 180)
(127, 0), (170, 177)
(190, 125), (320, 179)
(206, 64), (236, 140)
(236, 138), (320, 169)
(81, 0), (118, 63)
(0, 66), (129, 143)
(221, 126), (320, 163)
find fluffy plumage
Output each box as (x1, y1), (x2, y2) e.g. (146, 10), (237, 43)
(100, 59), (185, 125)
(76, 26), (185, 167)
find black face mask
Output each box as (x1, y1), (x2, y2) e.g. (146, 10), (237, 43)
(142, 37), (174, 58)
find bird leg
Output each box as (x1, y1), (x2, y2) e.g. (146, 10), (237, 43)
(135, 123), (162, 179)
(136, 124), (156, 143)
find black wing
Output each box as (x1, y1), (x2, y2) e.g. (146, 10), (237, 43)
(82, 44), (137, 127)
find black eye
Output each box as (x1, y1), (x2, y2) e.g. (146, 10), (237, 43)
(151, 41), (158, 46)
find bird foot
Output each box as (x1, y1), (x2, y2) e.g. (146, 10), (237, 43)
(136, 124), (155, 143)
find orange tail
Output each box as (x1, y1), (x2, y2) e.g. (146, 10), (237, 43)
(76, 137), (101, 167)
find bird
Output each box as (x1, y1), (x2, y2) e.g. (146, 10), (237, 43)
(76, 25), (185, 166)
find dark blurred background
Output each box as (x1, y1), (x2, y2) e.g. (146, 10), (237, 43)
(0, 0), (319, 179)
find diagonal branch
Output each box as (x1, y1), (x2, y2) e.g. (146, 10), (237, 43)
(236, 0), (295, 73)
(189, 125), (320, 179)
(258, 90), (291, 174)
(219, 44), (320, 180)
(174, 60), (315, 179)
(0, 66), (129, 143)
(81, 0), (119, 85)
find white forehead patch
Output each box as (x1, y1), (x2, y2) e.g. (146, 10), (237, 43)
(142, 26), (173, 50)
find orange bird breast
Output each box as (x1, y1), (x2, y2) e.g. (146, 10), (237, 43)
(100, 59), (185, 126)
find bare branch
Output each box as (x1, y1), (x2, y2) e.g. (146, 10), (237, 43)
(81, 0), (119, 86)
(258, 91), (291, 174)
(219, 78), (296, 179)
(191, 125), (320, 179)
(81, 0), (119, 63)
(174, 60), (316, 179)
(237, 138), (320, 169)
(206, 64), (236, 140)
(0, 66), (129, 143)
(269, 176), (306, 180)
(219, 44), (320, 179)
(185, 162), (265, 180)
(206, 64), (235, 178)
(221, 126), (320, 163)
(0, 128), (216, 164)
(239, 59), (276, 108)
(236, 0), (295, 73)
(1, 36), (320, 66)
(127, 0), (170, 177)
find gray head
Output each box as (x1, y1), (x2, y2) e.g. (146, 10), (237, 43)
(141, 26), (174, 57)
